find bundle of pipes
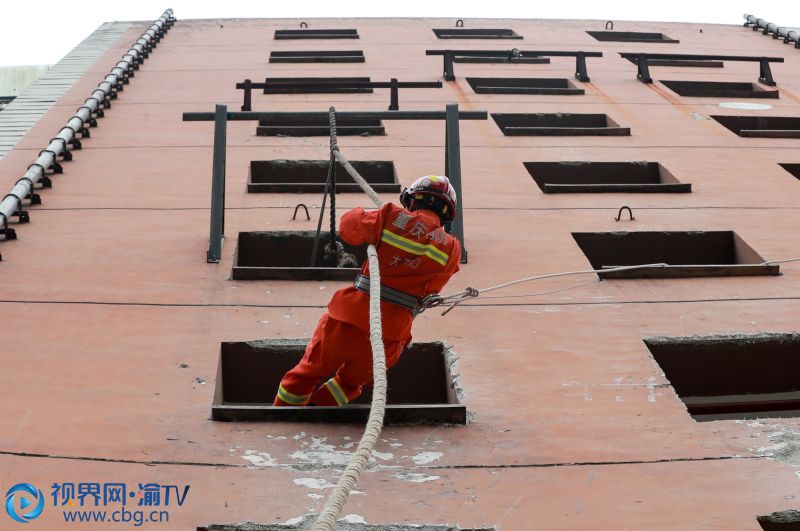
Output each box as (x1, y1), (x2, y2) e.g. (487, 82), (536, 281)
(0, 9), (176, 250)
(744, 14), (800, 47)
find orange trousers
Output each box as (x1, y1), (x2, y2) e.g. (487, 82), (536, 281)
(274, 313), (409, 406)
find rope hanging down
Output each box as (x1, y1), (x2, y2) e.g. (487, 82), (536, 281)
(310, 110), (360, 268)
(313, 108), (385, 531)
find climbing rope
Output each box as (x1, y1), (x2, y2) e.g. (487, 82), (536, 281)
(310, 109), (364, 269)
(326, 112), (339, 261)
(309, 155), (335, 267)
(313, 108), (385, 531)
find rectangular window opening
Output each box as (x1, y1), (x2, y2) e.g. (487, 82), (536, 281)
(199, 520), (492, 531)
(268, 50), (365, 63)
(433, 28), (522, 39)
(661, 80), (778, 98)
(587, 30), (679, 43)
(571, 231), (779, 279)
(256, 116), (385, 137)
(492, 113), (630, 136)
(232, 231), (364, 280)
(757, 510), (800, 530)
(275, 29), (359, 39)
(779, 163), (800, 181)
(262, 77), (373, 94)
(644, 334), (800, 422)
(524, 161), (691, 193)
(212, 339), (466, 424)
(467, 77), (584, 95)
(711, 115), (800, 138)
(248, 160), (401, 193)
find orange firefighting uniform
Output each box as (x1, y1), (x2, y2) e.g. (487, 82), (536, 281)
(274, 202), (462, 406)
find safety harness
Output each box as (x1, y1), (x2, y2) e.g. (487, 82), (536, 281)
(353, 274), (423, 316)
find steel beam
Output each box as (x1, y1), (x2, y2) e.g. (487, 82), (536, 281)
(184, 110), (488, 122)
(445, 103), (467, 263)
(207, 104), (227, 263)
(619, 52), (784, 85)
(426, 49), (602, 81)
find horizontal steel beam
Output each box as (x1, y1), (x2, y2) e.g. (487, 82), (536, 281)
(237, 81), (442, 89)
(429, 49), (602, 82)
(618, 52), (783, 62)
(183, 110), (488, 122)
(426, 49), (602, 57)
(620, 52), (783, 86)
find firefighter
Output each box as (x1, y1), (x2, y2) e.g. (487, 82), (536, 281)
(274, 175), (462, 406)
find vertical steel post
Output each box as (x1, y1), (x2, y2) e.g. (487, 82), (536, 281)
(445, 103), (467, 263)
(389, 78), (399, 110)
(207, 104), (227, 263)
(636, 55), (652, 83)
(241, 79), (252, 111)
(575, 53), (590, 82)
(443, 52), (455, 81)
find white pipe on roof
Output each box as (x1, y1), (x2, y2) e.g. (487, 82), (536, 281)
(0, 9), (175, 240)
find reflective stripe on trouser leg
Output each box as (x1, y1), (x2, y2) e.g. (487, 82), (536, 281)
(276, 385), (311, 406)
(273, 313), (347, 407)
(324, 377), (350, 406)
(310, 375), (362, 406)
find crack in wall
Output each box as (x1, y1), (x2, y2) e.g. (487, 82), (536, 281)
(0, 449), (758, 470)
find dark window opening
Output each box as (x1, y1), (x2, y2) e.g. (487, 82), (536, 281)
(779, 163), (800, 181)
(492, 113), (630, 136)
(466, 77), (584, 95)
(524, 161), (691, 193)
(199, 518), (492, 531)
(248, 160), (401, 193)
(256, 116), (385, 137)
(661, 80), (778, 98)
(261, 77), (373, 94)
(269, 50), (365, 63)
(625, 57), (723, 68)
(212, 339), (466, 424)
(275, 29), (359, 39)
(587, 31), (679, 43)
(232, 231), (365, 281)
(433, 28), (522, 39)
(645, 334), (800, 422)
(572, 231), (778, 279)
(711, 115), (800, 138)
(757, 510), (800, 530)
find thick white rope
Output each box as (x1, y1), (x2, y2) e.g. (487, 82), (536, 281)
(313, 110), (386, 530)
(333, 149), (385, 208)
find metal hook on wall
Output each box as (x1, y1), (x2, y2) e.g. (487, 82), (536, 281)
(605, 20), (614, 30)
(456, 19), (464, 27)
(293, 203), (310, 221)
(300, 21), (308, 28)
(615, 206), (634, 221)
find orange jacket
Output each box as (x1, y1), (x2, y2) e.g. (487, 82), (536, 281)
(327, 203), (462, 341)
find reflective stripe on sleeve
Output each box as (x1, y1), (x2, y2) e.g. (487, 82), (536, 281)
(381, 229), (449, 266)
